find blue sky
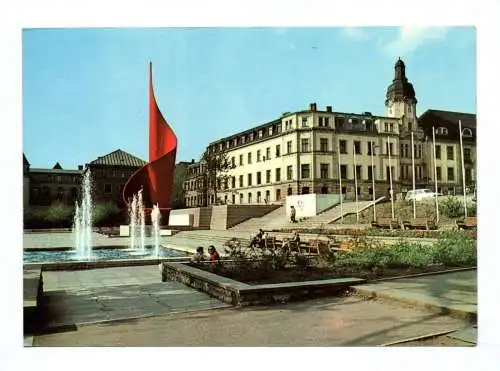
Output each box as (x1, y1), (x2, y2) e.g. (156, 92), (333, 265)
(22, 27), (476, 169)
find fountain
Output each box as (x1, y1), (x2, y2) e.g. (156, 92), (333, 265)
(129, 193), (138, 251)
(138, 188), (146, 254)
(151, 203), (161, 258)
(72, 169), (93, 260)
(127, 188), (149, 256)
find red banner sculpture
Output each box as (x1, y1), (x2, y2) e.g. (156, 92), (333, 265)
(123, 62), (178, 223)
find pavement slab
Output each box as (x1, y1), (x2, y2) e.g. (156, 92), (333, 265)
(34, 295), (468, 347)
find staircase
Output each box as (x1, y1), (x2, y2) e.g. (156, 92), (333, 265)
(298, 197), (386, 228)
(229, 206), (288, 231)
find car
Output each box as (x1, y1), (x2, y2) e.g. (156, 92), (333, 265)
(405, 189), (440, 201)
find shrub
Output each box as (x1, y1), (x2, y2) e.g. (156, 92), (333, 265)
(92, 202), (121, 226)
(44, 202), (74, 227)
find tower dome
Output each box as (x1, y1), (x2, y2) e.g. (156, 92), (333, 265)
(385, 57), (417, 105)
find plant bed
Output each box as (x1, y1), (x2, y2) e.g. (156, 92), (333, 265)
(194, 263), (467, 285)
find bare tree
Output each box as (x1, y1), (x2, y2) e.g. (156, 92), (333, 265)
(201, 147), (235, 205)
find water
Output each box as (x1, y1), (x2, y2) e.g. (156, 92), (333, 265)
(24, 246), (188, 263)
(129, 193), (138, 251)
(151, 204), (161, 258)
(72, 170), (93, 260)
(138, 188), (146, 255)
(128, 189), (147, 255)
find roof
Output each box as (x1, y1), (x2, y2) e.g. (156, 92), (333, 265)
(23, 153), (30, 166)
(30, 168), (82, 175)
(419, 109), (476, 128)
(88, 149), (147, 167)
(53, 162), (62, 169)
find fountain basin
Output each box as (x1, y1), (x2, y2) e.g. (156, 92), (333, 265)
(23, 245), (189, 263)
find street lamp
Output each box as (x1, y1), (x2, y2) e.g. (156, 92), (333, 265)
(387, 136), (395, 221)
(370, 140), (379, 221)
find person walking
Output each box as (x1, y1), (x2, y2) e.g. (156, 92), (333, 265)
(290, 205), (297, 223)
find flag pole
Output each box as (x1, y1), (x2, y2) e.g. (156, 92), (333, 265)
(353, 144), (359, 224)
(411, 131), (416, 219)
(387, 136), (395, 221)
(337, 144), (343, 223)
(371, 140), (376, 222)
(432, 126), (439, 224)
(459, 120), (468, 217)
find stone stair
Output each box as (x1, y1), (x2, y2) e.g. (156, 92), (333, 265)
(297, 197), (386, 228)
(161, 229), (253, 251)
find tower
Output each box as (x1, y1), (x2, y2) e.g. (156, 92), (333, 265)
(385, 57), (418, 131)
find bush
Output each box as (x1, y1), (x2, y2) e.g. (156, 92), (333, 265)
(92, 202), (121, 226)
(44, 202), (74, 228)
(439, 197), (463, 218)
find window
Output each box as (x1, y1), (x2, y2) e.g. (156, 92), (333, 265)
(257, 191), (262, 203)
(266, 147), (271, 160)
(302, 117), (308, 127)
(368, 166), (375, 180)
(287, 141), (293, 154)
(318, 117), (324, 127)
(268, 127), (273, 136)
(435, 145), (441, 159)
(408, 121), (413, 131)
(232, 194), (235, 204)
(324, 117), (330, 127)
(239, 175), (243, 187)
(276, 145), (281, 157)
(287, 165), (293, 180)
(384, 122), (389, 132)
(447, 167), (454, 181)
(462, 128), (473, 137)
(367, 142), (376, 156)
(248, 193), (252, 203)
(301, 164), (310, 179)
(389, 123), (394, 132)
(257, 172), (262, 185)
(240, 193), (244, 203)
(436, 167), (441, 181)
(339, 140), (347, 154)
(400, 144), (404, 157)
(249, 133), (254, 141)
(265, 190), (270, 202)
(239, 154), (243, 165)
(266, 170), (271, 183)
(447, 146), (454, 160)
(320, 164), (329, 179)
(231, 157), (235, 167)
(464, 148), (471, 163)
(276, 168), (281, 182)
(354, 141), (361, 155)
(340, 165), (347, 179)
(276, 189), (281, 201)
(224, 178), (229, 190)
(248, 152), (252, 164)
(104, 184), (112, 193)
(341, 186), (347, 194)
(301, 187), (310, 195)
(436, 127), (448, 135)
(385, 142), (394, 155)
(368, 187), (373, 195)
(355, 165), (362, 180)
(287, 187), (293, 195)
(321, 186), (328, 194)
(257, 150), (261, 162)
(320, 138), (328, 152)
(258, 130), (263, 138)
(408, 105), (412, 113)
(357, 187), (361, 196)
(248, 173), (252, 186)
(231, 177), (236, 188)
(301, 138), (310, 152)
(465, 168), (472, 183)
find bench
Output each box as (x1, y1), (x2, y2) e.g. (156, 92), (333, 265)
(403, 217), (437, 230)
(307, 239), (329, 254)
(372, 218), (400, 229)
(456, 216), (477, 230)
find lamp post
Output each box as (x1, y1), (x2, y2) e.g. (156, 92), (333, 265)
(459, 120), (468, 217)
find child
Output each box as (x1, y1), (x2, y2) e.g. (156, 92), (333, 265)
(208, 245), (220, 262)
(191, 246), (206, 262)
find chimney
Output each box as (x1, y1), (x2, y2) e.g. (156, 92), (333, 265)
(78, 165), (83, 170)
(309, 103), (317, 111)
(191, 159), (195, 164)
(326, 106), (332, 112)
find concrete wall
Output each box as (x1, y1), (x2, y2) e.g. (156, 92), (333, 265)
(209, 204), (281, 230)
(286, 193), (343, 218)
(170, 207), (212, 228)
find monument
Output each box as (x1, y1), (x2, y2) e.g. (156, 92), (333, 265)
(122, 62), (178, 225)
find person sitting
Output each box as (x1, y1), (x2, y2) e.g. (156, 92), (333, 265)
(191, 246), (206, 262)
(251, 229), (265, 248)
(208, 245), (220, 262)
(282, 231), (300, 251)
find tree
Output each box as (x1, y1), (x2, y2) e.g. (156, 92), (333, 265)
(171, 163), (188, 209)
(201, 146), (235, 205)
(44, 202), (73, 227)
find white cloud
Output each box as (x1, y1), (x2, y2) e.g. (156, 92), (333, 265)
(340, 27), (369, 42)
(382, 26), (448, 56)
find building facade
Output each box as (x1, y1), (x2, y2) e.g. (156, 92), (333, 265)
(184, 58), (477, 206)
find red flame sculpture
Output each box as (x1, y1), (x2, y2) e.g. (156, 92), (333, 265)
(123, 62), (178, 223)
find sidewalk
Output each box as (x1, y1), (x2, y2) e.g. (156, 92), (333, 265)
(351, 270), (477, 323)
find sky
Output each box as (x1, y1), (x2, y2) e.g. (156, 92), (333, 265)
(22, 26), (476, 169)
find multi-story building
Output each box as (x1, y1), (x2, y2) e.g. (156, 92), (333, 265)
(184, 160), (208, 207)
(85, 149), (147, 208)
(184, 58), (476, 206)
